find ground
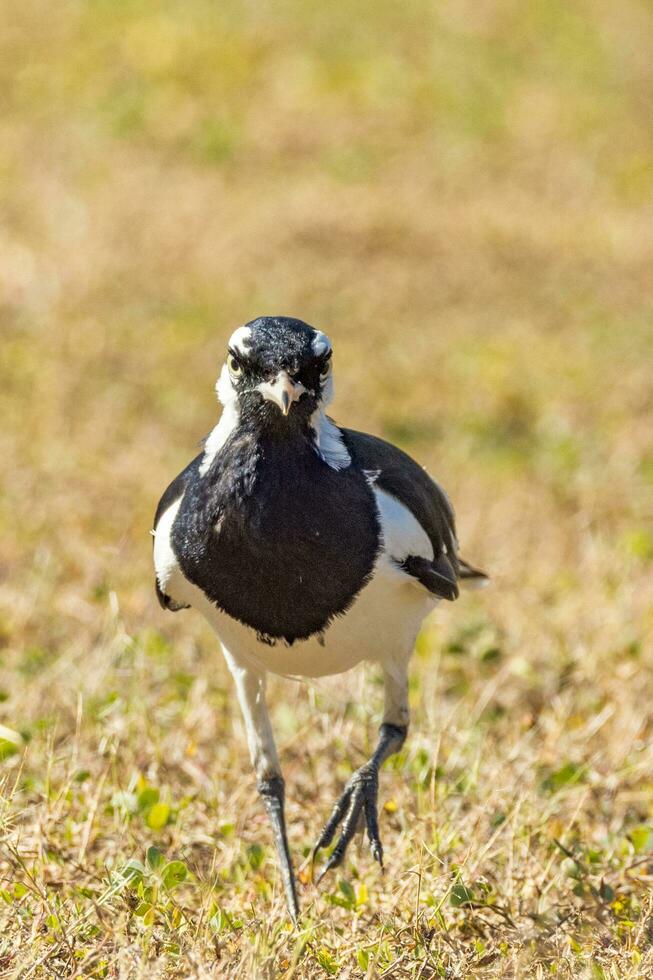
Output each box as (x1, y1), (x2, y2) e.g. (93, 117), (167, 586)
(1, 0), (653, 977)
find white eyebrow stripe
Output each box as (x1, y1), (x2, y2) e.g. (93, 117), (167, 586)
(312, 330), (332, 356)
(228, 325), (253, 355)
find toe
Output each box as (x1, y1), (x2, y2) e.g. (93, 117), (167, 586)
(363, 794), (383, 868)
(316, 789), (365, 882)
(316, 848), (345, 884)
(313, 785), (353, 857)
(314, 762), (385, 884)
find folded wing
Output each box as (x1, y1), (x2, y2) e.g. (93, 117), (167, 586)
(341, 428), (487, 601)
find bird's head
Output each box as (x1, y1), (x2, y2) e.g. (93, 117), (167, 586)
(216, 316), (334, 433)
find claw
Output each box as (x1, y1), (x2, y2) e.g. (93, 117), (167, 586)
(315, 857), (337, 886)
(371, 842), (384, 868)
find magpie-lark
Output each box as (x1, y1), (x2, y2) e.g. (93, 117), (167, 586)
(153, 316), (486, 920)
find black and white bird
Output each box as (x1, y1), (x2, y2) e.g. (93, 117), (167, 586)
(153, 316), (486, 920)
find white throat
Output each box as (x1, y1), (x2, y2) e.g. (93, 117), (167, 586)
(199, 364), (240, 476)
(200, 359), (351, 476)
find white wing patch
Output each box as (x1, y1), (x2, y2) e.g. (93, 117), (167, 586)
(153, 496), (183, 595)
(373, 487), (434, 564)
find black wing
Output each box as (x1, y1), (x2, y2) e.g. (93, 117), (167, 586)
(153, 452), (204, 530)
(341, 428), (487, 601)
(153, 452), (204, 610)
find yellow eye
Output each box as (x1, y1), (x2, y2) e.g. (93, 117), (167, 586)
(227, 354), (243, 378)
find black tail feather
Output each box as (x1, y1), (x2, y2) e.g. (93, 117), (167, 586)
(457, 558), (489, 582)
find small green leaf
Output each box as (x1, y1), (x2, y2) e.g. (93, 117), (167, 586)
(481, 646), (501, 663)
(247, 843), (264, 870)
(0, 741), (18, 762)
(210, 906), (240, 933)
(541, 762), (586, 794)
(450, 882), (475, 907)
(137, 787), (160, 811)
(0, 724), (22, 761)
(146, 803), (171, 830)
(161, 861), (187, 890)
(315, 947), (339, 975)
(561, 857), (582, 880)
(357, 948), (370, 971)
(146, 846), (165, 871)
(630, 825), (653, 854)
(120, 860), (145, 885)
(339, 880), (356, 907)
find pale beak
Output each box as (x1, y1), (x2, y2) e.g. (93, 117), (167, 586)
(257, 371), (305, 416)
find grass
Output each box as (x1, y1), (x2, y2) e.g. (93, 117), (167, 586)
(1, 0), (653, 975)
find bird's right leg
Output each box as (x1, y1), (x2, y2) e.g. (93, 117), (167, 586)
(313, 661), (409, 882)
(223, 650), (299, 922)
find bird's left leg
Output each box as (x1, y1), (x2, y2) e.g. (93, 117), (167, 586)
(223, 651), (299, 922)
(313, 661), (409, 882)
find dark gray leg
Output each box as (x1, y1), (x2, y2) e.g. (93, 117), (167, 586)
(313, 721), (408, 881)
(314, 662), (410, 881)
(258, 775), (299, 922)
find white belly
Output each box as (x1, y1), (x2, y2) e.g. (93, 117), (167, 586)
(154, 489), (437, 678)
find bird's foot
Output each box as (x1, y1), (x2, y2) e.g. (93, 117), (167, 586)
(312, 761), (383, 883)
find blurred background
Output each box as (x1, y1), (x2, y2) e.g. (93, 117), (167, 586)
(1, 0), (652, 975)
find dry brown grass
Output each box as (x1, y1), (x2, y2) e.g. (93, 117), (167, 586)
(1, 0), (653, 976)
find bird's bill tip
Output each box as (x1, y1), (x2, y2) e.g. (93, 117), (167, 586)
(257, 371), (305, 416)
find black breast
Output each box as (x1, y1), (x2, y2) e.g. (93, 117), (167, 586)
(171, 431), (380, 644)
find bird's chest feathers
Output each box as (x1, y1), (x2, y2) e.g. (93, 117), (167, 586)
(172, 433), (380, 644)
